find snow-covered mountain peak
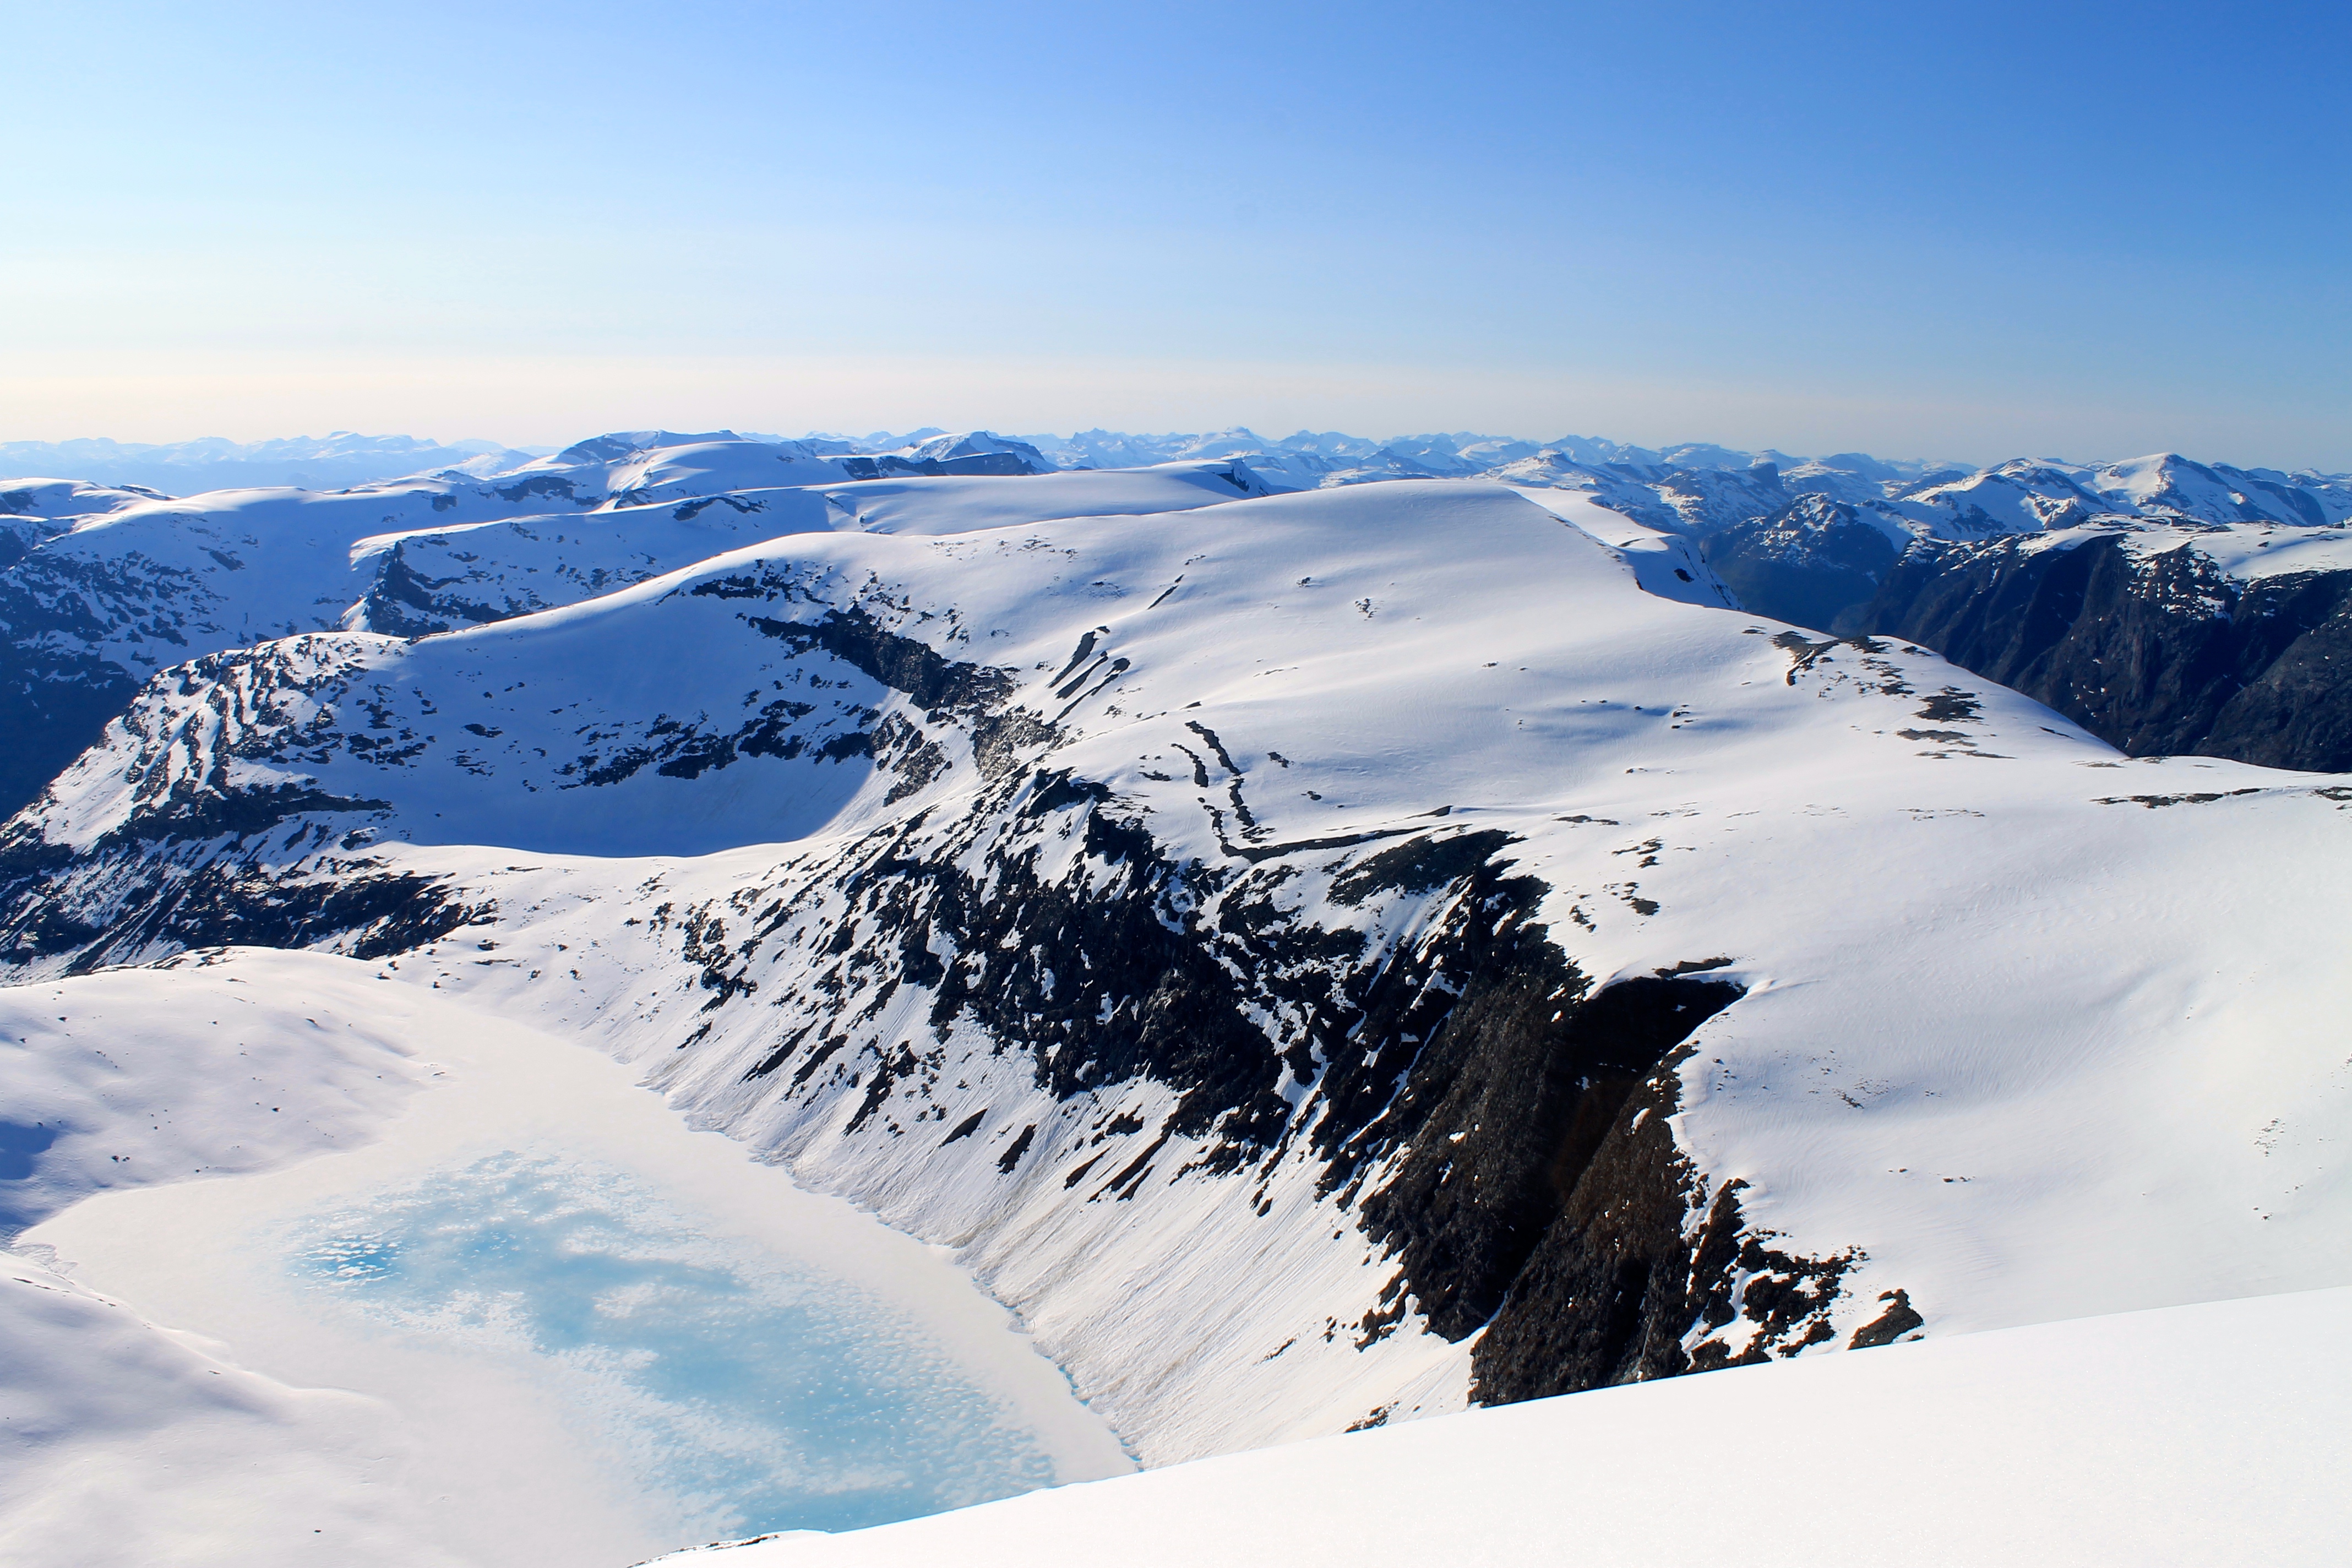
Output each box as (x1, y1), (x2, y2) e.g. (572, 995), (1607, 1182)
(2088, 451), (2345, 527)
(1893, 459), (2112, 535)
(893, 431), (1051, 469)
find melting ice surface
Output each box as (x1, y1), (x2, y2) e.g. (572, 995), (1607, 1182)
(288, 1152), (1059, 1538)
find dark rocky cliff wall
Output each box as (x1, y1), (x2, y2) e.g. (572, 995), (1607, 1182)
(1861, 535), (2352, 772)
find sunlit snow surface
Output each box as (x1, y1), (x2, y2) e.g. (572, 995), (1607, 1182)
(288, 1152), (1057, 1537)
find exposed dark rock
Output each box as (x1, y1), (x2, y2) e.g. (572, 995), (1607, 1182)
(1473, 1051), (1860, 1402)
(0, 845), (485, 973)
(736, 604), (1018, 716)
(0, 645), (137, 820)
(352, 546), (512, 637)
(836, 451), (1039, 480)
(1357, 956), (1745, 1343)
(1328, 829), (1515, 907)
(492, 474), (594, 506)
(1849, 1288), (1924, 1348)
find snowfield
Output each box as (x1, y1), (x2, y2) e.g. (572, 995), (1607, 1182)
(3, 450), (2349, 1566)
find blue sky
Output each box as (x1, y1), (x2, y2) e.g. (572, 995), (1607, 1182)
(8, 1), (2348, 465)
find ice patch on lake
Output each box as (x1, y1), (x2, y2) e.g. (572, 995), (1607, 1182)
(286, 1151), (1058, 1539)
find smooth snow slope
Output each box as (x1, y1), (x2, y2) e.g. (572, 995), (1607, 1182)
(15, 480), (2349, 1472)
(660, 1284), (2352, 1568)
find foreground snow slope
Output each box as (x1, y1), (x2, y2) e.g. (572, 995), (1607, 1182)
(1, 1246), (461, 1568)
(7, 480), (2350, 1473)
(661, 1285), (2352, 1568)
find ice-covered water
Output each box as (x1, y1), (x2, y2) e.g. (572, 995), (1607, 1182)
(287, 1151), (1060, 1539)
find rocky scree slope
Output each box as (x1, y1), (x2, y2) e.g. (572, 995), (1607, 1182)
(5, 480), (2348, 1462)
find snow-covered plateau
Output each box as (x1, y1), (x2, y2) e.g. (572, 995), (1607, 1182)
(3, 432), (2349, 1566)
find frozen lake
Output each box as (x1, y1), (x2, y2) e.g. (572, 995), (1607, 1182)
(20, 960), (1130, 1567)
(286, 1151), (1060, 1536)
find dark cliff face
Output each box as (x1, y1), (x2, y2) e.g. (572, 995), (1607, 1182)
(1860, 533), (2352, 772)
(1698, 496), (1904, 633)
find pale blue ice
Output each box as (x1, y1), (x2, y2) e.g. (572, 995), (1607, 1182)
(288, 1152), (1059, 1538)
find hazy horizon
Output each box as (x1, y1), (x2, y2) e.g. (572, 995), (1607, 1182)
(8, 423), (2344, 482)
(9, 2), (2349, 470)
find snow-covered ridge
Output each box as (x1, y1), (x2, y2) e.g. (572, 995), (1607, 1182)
(1944, 512), (2352, 584)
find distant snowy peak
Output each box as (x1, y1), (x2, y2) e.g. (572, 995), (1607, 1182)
(450, 430), (1053, 510)
(890, 431), (1050, 470)
(539, 429), (750, 466)
(2087, 453), (2352, 527)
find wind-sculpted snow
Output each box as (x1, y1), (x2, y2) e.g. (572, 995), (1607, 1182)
(0, 480), (165, 557)
(8, 478), (2350, 1476)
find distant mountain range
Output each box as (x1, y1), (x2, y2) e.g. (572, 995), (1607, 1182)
(0, 433), (550, 495)
(18, 423), (2346, 510)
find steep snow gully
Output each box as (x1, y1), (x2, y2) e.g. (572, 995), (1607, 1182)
(3, 440), (2349, 1566)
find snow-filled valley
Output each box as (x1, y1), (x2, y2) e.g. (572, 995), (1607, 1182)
(4, 430), (2350, 1566)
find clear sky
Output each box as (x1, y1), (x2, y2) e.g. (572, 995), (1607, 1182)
(8, 1), (2348, 466)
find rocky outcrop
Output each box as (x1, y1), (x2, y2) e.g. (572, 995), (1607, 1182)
(1472, 1039), (1852, 1402)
